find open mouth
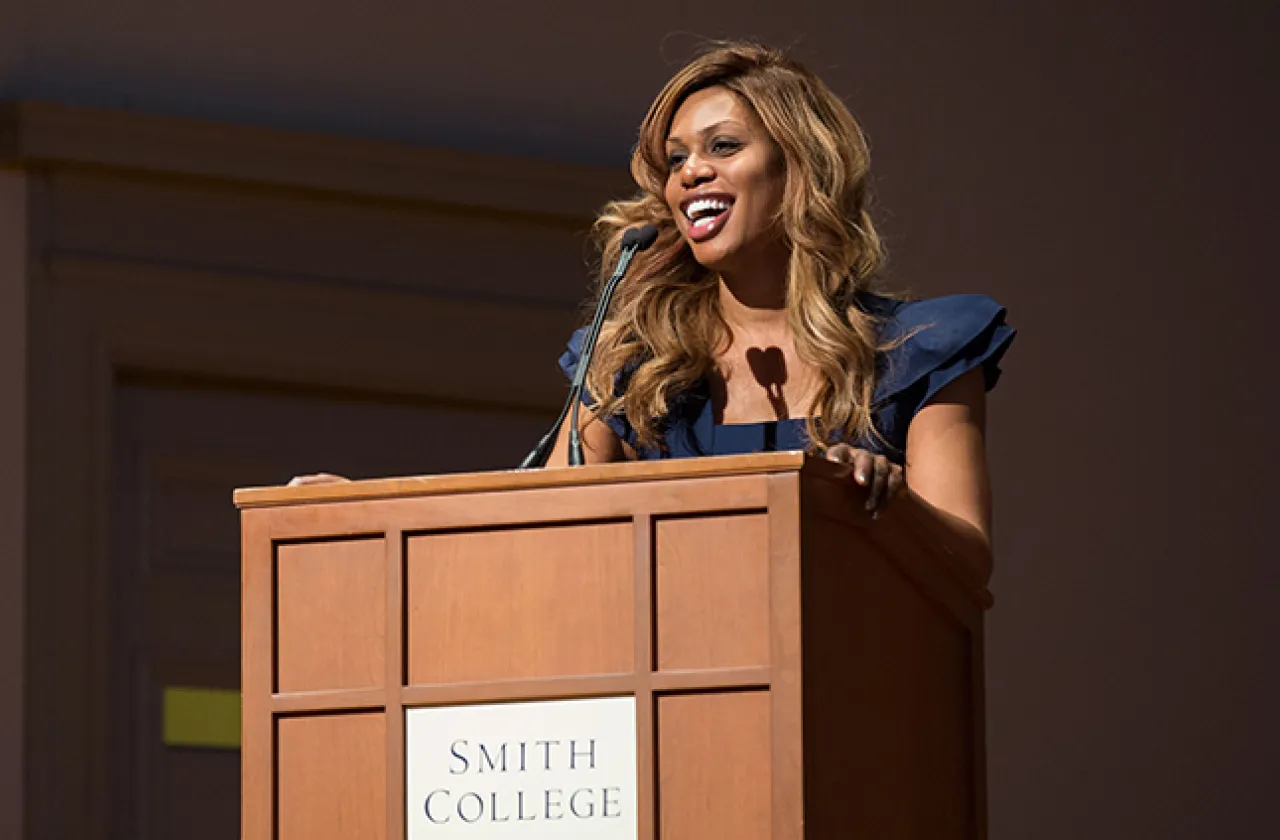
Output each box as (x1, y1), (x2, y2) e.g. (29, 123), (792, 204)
(682, 195), (734, 242)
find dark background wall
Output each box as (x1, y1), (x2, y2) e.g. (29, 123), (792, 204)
(0, 171), (28, 840)
(2, 1), (1276, 836)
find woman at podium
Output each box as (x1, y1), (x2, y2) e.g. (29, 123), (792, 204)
(546, 42), (1014, 551)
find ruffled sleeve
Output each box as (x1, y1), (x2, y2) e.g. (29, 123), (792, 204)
(558, 326), (638, 446)
(873, 293), (1016, 413)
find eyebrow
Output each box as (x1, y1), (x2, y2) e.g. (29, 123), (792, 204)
(666, 119), (746, 145)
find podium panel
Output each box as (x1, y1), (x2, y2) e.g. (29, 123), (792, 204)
(655, 513), (771, 671)
(277, 713), (387, 840)
(658, 691), (772, 839)
(237, 453), (991, 839)
(405, 523), (634, 684)
(276, 539), (386, 692)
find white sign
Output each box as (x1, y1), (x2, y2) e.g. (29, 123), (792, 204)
(405, 696), (637, 839)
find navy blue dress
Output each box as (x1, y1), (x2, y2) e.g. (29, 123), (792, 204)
(559, 292), (1015, 464)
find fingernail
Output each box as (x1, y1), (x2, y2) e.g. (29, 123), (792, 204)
(856, 471), (869, 484)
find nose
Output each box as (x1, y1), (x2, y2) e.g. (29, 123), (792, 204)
(680, 153), (715, 188)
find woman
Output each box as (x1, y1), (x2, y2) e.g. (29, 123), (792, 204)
(544, 42), (1013, 561)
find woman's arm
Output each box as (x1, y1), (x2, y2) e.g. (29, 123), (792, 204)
(904, 367), (996, 572)
(545, 405), (629, 466)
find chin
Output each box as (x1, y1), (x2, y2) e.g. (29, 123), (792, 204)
(688, 239), (741, 272)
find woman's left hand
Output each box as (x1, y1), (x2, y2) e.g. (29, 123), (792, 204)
(824, 443), (905, 514)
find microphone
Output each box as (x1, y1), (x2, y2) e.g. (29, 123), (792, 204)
(518, 224), (660, 469)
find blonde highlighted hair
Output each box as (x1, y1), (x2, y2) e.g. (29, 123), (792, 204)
(586, 41), (891, 451)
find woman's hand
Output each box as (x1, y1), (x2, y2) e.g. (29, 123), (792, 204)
(824, 444), (905, 514)
(287, 473), (350, 487)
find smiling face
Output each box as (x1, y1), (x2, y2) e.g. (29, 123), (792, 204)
(664, 86), (788, 275)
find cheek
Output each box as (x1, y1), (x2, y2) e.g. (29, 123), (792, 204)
(762, 164), (788, 210)
(743, 181), (784, 229)
(663, 179), (683, 222)
(739, 160), (786, 227)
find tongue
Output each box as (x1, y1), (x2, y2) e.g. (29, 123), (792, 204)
(691, 213), (720, 235)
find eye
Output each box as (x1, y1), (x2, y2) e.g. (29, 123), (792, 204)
(710, 137), (742, 155)
(665, 149), (688, 170)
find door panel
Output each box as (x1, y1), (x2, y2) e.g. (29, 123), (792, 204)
(110, 382), (553, 838)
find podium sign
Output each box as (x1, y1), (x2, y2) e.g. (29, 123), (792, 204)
(405, 697), (637, 837)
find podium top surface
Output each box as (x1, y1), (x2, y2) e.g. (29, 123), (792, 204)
(233, 450), (994, 606)
(234, 451), (809, 510)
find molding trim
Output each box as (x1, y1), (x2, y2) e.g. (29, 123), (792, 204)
(0, 101), (635, 222)
(20, 176), (578, 835)
(45, 250), (579, 410)
(0, 167), (27, 840)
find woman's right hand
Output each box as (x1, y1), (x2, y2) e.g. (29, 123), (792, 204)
(287, 473), (351, 487)
(823, 444), (905, 514)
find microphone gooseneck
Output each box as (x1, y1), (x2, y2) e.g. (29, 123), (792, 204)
(517, 224), (659, 469)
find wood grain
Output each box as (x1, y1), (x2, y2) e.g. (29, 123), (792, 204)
(234, 451), (805, 508)
(276, 539), (386, 692)
(270, 688), (384, 713)
(633, 513), (655, 840)
(277, 713), (386, 840)
(799, 464), (992, 610)
(245, 453), (991, 839)
(655, 513), (770, 671)
(250, 474), (770, 542)
(400, 674), (637, 707)
(799, 500), (977, 838)
(405, 523), (633, 684)
(384, 531), (406, 840)
(766, 473), (805, 840)
(657, 691), (771, 840)
(238, 453), (993, 610)
(239, 509), (273, 840)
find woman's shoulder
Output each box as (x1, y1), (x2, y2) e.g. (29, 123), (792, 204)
(856, 291), (1016, 406)
(558, 325), (639, 446)
(857, 290), (1008, 332)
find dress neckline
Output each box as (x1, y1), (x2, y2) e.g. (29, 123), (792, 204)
(713, 417), (805, 428)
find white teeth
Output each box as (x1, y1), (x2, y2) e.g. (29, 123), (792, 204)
(684, 197), (731, 221)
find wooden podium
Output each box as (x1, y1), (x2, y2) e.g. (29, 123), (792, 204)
(235, 452), (992, 840)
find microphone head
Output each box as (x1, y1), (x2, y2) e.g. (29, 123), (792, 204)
(622, 224), (660, 252)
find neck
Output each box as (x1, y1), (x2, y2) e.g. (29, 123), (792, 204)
(717, 243), (791, 335)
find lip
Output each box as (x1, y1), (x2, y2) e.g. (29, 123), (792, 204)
(679, 192), (736, 244)
(686, 203), (732, 243)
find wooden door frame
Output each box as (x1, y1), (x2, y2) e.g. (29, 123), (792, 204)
(6, 101), (627, 839)
(0, 169), (29, 840)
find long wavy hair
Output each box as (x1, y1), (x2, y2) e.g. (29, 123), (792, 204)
(585, 41), (891, 452)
